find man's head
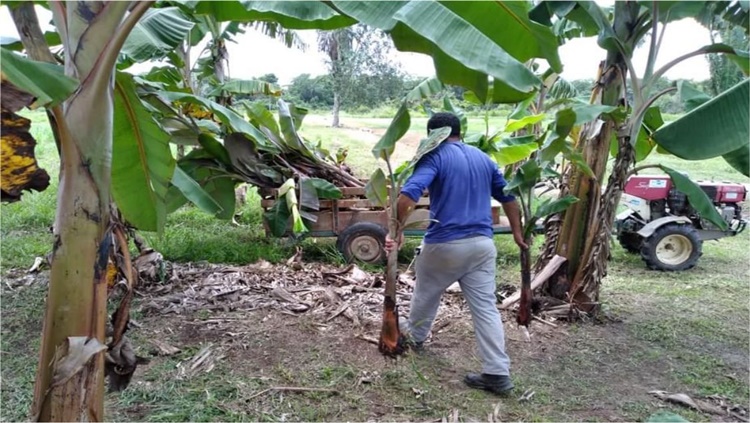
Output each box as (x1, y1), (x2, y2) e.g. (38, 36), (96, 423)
(427, 112), (461, 139)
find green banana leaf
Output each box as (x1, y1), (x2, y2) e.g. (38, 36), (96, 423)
(399, 126), (452, 181)
(244, 102), (283, 145)
(691, 44), (749, 75)
(166, 153), (238, 220)
(208, 79), (282, 97)
(652, 79), (749, 176)
(504, 114), (546, 133)
(638, 1), (706, 24)
(405, 76), (444, 102)
(191, 1), (356, 30)
(277, 100), (314, 159)
(264, 196), (290, 237)
(112, 72), (176, 232)
(678, 80), (712, 112)
(372, 101), (411, 161)
(442, 97), (467, 138)
(505, 160), (542, 193)
(534, 195), (579, 220)
(438, 1), (562, 71)
(160, 91), (277, 152)
(366, 126), (451, 209)
(120, 7), (195, 64)
(1, 48), (78, 109)
(661, 166), (728, 230)
(223, 133), (284, 187)
(197, 133), (232, 167)
(170, 166), (223, 216)
(494, 135), (539, 167)
(365, 168), (388, 209)
(332, 0), (558, 102)
(306, 178), (342, 200)
(1, 31), (60, 51)
(572, 1), (621, 53)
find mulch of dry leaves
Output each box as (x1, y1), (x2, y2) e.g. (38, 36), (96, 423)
(133, 248), (485, 344)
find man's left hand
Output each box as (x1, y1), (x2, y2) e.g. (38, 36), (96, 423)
(514, 233), (530, 250)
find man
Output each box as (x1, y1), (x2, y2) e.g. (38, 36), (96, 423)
(384, 112), (527, 395)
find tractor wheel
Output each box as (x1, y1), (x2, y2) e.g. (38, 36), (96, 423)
(336, 222), (387, 264)
(640, 224), (703, 271)
(617, 231), (642, 254)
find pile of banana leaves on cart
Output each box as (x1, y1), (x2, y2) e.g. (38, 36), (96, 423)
(133, 71), (362, 236)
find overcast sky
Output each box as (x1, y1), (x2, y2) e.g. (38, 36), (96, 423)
(0, 4), (714, 85)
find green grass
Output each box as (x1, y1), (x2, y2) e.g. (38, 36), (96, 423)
(0, 283), (45, 422)
(636, 153), (750, 184)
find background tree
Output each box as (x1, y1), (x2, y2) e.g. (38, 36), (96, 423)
(706, 23), (748, 95)
(285, 73), (335, 108)
(317, 24), (402, 126)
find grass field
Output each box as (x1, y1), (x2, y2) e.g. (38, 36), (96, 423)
(1, 110), (749, 422)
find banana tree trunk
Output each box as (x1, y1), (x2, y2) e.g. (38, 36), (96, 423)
(378, 181), (404, 357)
(571, 125), (634, 306)
(32, 99), (112, 420)
(212, 39), (231, 107)
(29, 2), (152, 420)
(535, 52), (630, 312)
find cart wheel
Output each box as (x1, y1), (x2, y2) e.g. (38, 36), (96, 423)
(640, 224), (703, 271)
(336, 222), (387, 264)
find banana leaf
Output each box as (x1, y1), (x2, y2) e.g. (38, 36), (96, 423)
(652, 79), (749, 176)
(112, 71), (175, 232)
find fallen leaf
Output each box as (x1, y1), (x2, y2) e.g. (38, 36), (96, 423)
(518, 388), (535, 402)
(149, 339), (181, 356)
(649, 390), (725, 415)
(27, 257), (44, 273)
(446, 281), (461, 293)
(50, 337), (107, 388)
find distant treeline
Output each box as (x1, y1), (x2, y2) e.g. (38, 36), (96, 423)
(239, 72), (720, 115)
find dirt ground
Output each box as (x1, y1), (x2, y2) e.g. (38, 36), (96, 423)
(3, 254), (748, 422)
(102, 257), (750, 420)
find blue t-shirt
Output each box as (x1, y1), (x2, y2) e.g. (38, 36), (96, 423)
(400, 141), (515, 244)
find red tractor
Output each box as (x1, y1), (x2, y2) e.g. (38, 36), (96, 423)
(615, 175), (747, 271)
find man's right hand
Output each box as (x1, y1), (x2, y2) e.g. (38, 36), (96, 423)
(384, 233), (404, 254)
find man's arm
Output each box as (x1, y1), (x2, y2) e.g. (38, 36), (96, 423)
(384, 194), (419, 253)
(491, 166), (529, 250)
(384, 157), (437, 251)
(396, 194), (417, 228)
(501, 200), (528, 250)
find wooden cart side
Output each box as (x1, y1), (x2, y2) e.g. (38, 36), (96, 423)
(259, 182), (431, 237)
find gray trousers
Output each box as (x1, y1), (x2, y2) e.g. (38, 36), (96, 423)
(408, 236), (511, 375)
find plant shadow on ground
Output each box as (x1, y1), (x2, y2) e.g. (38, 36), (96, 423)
(3, 231), (748, 422)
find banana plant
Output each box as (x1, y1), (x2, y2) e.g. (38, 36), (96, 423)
(529, 0), (749, 310)
(4, 2), (157, 420)
(364, 98), (451, 357)
(1, 1), (361, 419)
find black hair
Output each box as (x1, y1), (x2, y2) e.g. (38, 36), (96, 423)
(427, 112), (461, 137)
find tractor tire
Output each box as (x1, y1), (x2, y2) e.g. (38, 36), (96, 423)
(640, 224), (703, 271)
(336, 222), (387, 264)
(617, 231), (642, 254)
